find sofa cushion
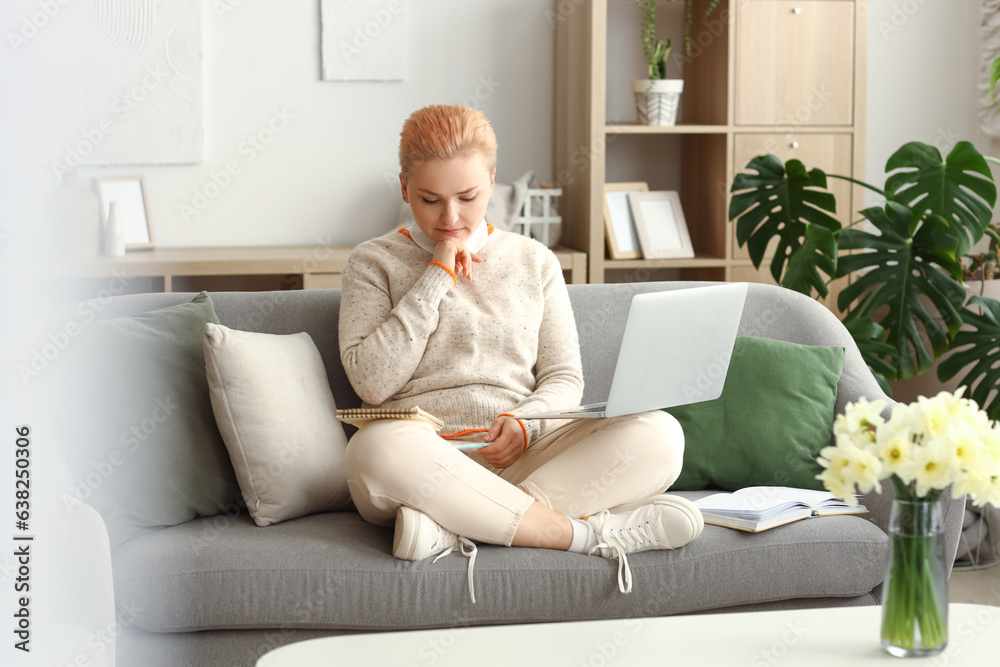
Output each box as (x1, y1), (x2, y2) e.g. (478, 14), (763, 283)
(666, 337), (845, 492)
(111, 492), (887, 632)
(51, 292), (241, 551)
(204, 323), (352, 526)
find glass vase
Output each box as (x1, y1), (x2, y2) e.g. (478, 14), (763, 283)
(881, 499), (949, 657)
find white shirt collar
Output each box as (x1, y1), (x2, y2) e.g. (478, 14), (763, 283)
(406, 218), (490, 255)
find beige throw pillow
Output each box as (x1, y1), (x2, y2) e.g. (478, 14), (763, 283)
(204, 323), (351, 526)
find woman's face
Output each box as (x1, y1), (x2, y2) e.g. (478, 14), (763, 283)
(401, 151), (495, 246)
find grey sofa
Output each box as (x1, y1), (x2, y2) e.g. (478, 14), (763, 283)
(79, 281), (963, 667)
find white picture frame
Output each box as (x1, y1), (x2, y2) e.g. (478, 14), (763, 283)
(95, 176), (155, 251)
(603, 182), (648, 260)
(628, 191), (694, 259)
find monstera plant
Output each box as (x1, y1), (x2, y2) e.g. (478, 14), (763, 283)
(729, 141), (1000, 418)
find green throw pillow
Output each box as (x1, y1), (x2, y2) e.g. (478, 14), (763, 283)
(51, 292), (240, 550)
(666, 336), (845, 492)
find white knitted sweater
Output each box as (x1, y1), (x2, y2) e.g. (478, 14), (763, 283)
(338, 227), (584, 444)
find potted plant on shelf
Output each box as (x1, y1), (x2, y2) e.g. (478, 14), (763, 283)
(630, 0), (683, 126)
(728, 140), (1000, 420)
(629, 0), (722, 125)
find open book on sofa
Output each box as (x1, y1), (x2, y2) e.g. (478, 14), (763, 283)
(694, 486), (867, 533)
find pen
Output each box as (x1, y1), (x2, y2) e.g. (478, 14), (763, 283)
(455, 442), (493, 450)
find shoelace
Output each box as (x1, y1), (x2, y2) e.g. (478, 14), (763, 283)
(588, 510), (657, 594)
(433, 537), (478, 603)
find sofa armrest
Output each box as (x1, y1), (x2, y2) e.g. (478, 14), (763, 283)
(36, 443), (118, 666)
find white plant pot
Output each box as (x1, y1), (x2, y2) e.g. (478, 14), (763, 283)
(630, 78), (684, 126)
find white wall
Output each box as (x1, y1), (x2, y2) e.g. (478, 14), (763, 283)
(2, 0), (995, 256)
(866, 0), (998, 203)
(2, 0), (555, 252)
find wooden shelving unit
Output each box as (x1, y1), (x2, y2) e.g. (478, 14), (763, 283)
(553, 0), (868, 285)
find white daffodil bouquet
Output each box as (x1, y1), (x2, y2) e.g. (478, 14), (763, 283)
(817, 389), (1000, 505)
(819, 389), (1000, 655)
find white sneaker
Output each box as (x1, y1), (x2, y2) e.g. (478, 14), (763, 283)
(393, 506), (479, 603)
(588, 494), (704, 594)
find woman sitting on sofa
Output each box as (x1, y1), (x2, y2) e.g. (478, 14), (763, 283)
(339, 104), (702, 600)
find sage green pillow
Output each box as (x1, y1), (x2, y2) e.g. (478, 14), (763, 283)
(665, 337), (845, 492)
(53, 292), (241, 550)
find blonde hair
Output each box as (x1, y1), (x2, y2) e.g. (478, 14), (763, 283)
(398, 104), (497, 180)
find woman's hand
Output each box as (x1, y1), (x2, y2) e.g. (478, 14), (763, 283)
(478, 415), (526, 469)
(432, 239), (483, 281)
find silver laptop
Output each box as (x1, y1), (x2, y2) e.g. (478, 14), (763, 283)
(520, 283), (748, 419)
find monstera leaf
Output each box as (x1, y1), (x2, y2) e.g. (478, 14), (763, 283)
(842, 306), (896, 396)
(836, 202), (967, 381)
(781, 224), (837, 300)
(729, 155), (840, 297)
(884, 141), (996, 257)
(938, 296), (1000, 420)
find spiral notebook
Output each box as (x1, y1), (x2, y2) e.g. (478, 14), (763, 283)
(335, 406), (444, 431)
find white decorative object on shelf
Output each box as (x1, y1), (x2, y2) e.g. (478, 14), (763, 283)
(104, 202), (126, 256)
(514, 188), (562, 248)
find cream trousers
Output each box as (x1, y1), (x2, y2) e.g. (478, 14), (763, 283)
(345, 411), (684, 546)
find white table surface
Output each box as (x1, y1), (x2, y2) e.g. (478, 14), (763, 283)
(257, 603), (1000, 667)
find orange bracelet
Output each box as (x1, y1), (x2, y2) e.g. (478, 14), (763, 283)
(498, 413), (528, 454)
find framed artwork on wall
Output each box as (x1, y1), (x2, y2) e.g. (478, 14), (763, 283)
(628, 191), (694, 259)
(50, 1), (204, 165)
(603, 182), (647, 260)
(95, 176), (155, 251)
(320, 0), (406, 81)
